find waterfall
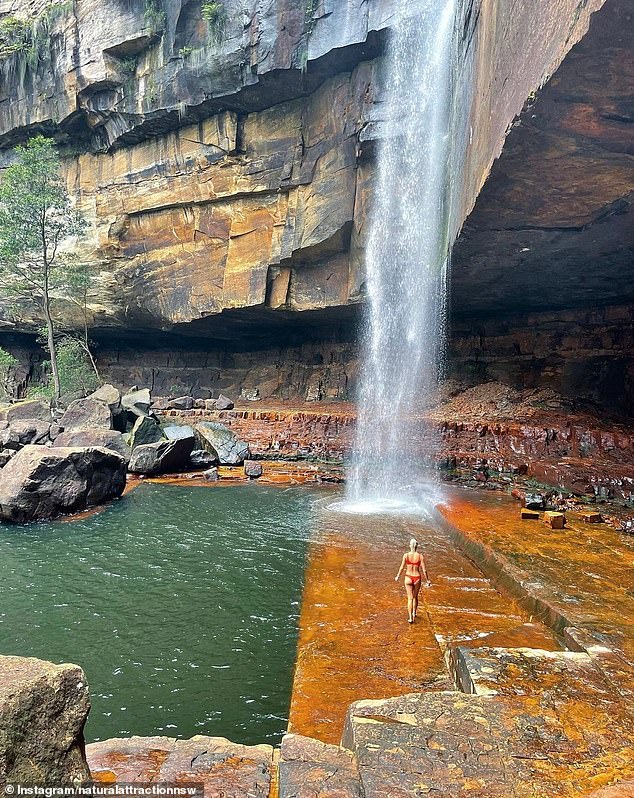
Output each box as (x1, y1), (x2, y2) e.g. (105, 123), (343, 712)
(347, 0), (466, 510)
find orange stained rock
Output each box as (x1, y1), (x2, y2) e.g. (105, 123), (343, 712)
(438, 488), (634, 673)
(289, 503), (559, 745)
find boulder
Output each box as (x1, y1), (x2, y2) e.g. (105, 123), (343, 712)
(59, 397), (112, 432)
(128, 415), (163, 449)
(0, 420), (50, 450)
(203, 467), (219, 481)
(215, 394), (235, 411)
(168, 395), (194, 410)
(88, 384), (121, 412)
(0, 399), (51, 424)
(128, 437), (195, 475)
(121, 388), (152, 419)
(195, 422), (250, 465)
(190, 449), (217, 469)
(0, 655), (90, 788)
(244, 460), (263, 478)
(0, 445), (127, 523)
(0, 450), (12, 468)
(54, 429), (132, 463)
(163, 424), (196, 442)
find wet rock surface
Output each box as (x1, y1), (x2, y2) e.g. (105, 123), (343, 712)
(87, 735), (274, 798)
(0, 655), (90, 788)
(0, 445), (127, 522)
(288, 509), (557, 746)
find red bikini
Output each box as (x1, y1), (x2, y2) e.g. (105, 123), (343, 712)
(405, 557), (422, 585)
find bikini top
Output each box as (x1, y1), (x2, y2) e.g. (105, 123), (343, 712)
(405, 556), (420, 566)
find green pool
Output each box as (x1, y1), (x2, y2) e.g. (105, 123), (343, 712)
(0, 482), (320, 744)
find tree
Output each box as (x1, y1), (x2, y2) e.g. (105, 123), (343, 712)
(0, 135), (87, 401)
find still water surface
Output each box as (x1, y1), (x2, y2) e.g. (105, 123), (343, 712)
(0, 482), (321, 744)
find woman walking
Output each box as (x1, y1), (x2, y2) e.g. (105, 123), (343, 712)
(395, 538), (430, 623)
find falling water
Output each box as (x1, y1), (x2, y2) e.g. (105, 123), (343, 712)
(347, 0), (466, 510)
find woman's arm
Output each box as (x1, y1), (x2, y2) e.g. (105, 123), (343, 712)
(395, 554), (406, 582)
(420, 555), (430, 586)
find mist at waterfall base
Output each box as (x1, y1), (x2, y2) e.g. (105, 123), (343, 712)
(344, 0), (465, 514)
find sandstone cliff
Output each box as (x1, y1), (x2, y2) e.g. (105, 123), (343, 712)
(1, 0), (631, 414)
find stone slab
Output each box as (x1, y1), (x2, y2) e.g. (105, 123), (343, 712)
(87, 736), (273, 798)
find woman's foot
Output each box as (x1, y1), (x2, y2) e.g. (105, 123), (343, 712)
(408, 617), (413, 624)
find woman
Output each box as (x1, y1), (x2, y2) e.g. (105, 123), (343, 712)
(395, 538), (430, 623)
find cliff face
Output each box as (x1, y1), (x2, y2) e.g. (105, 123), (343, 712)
(1, 0), (631, 414)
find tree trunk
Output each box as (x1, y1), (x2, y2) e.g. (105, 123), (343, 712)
(44, 299), (61, 401)
(83, 312), (100, 380)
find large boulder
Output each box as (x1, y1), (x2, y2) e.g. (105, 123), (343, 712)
(54, 429), (132, 463)
(0, 446), (127, 523)
(128, 437), (195, 475)
(195, 422), (250, 465)
(121, 388), (152, 419)
(88, 384), (121, 412)
(0, 420), (50, 450)
(0, 655), (90, 788)
(0, 399), (51, 424)
(128, 415), (163, 448)
(58, 397), (112, 432)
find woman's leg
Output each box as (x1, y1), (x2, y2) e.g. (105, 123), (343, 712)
(412, 580), (422, 618)
(404, 579), (414, 622)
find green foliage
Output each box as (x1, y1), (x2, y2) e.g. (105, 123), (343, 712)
(0, 2), (74, 78)
(0, 135), (87, 299)
(144, 0), (167, 35)
(26, 381), (53, 400)
(0, 135), (89, 400)
(0, 17), (31, 59)
(178, 46), (193, 57)
(119, 56), (137, 74)
(201, 1), (226, 42)
(0, 346), (18, 397)
(55, 336), (98, 396)
(304, 0), (318, 33)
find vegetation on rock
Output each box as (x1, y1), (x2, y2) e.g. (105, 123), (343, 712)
(0, 136), (89, 401)
(144, 0), (167, 36)
(201, 1), (226, 42)
(0, 347), (18, 398)
(0, 17), (31, 60)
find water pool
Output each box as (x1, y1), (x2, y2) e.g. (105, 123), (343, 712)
(0, 482), (322, 744)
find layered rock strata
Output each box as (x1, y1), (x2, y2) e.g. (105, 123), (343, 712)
(0, 0), (632, 424)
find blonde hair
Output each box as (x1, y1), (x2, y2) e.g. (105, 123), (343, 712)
(409, 538), (418, 551)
